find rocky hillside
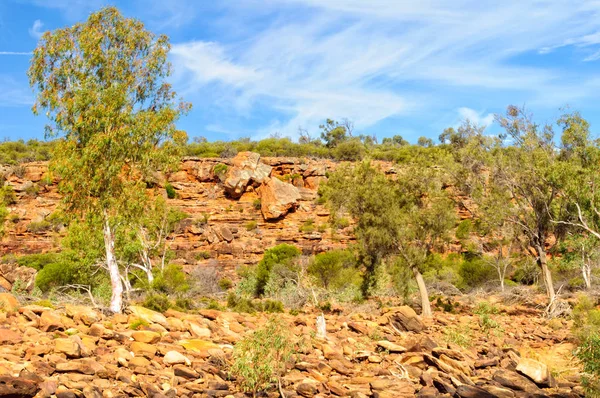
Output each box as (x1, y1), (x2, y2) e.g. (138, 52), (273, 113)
(0, 292), (581, 397)
(0, 152), (388, 273)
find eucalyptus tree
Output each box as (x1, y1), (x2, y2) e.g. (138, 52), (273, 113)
(28, 7), (190, 312)
(323, 160), (455, 317)
(490, 106), (572, 306)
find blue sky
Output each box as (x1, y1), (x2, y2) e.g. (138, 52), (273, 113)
(2, 0), (600, 143)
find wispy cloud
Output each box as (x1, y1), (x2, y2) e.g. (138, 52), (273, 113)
(28, 19), (43, 39)
(0, 51), (31, 55)
(171, 1), (600, 138)
(457, 107), (494, 128)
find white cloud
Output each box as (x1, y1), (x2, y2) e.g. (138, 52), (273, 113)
(28, 19), (44, 39)
(0, 52), (31, 55)
(457, 107), (494, 128)
(171, 42), (259, 88)
(172, 0), (600, 137)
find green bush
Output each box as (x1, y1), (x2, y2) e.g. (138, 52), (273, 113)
(253, 199), (261, 210)
(299, 219), (315, 233)
(218, 278), (233, 290)
(142, 293), (172, 313)
(458, 257), (497, 289)
(17, 253), (60, 271)
(151, 264), (190, 294)
(255, 244), (301, 297)
(456, 219), (472, 240)
(245, 220), (258, 231)
(0, 186), (16, 206)
(308, 249), (356, 290)
(35, 260), (102, 292)
(213, 163), (228, 177)
(231, 317), (296, 395)
(165, 183), (177, 199)
(511, 259), (540, 285)
(333, 139), (366, 161)
(27, 220), (52, 233)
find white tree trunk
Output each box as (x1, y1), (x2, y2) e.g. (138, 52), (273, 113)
(583, 262), (592, 290)
(103, 217), (123, 313)
(537, 246), (555, 305)
(412, 266), (432, 318)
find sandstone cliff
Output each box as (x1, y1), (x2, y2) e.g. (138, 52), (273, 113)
(0, 154), (397, 274)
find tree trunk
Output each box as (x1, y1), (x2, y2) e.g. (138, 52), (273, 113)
(103, 216), (123, 313)
(583, 263), (592, 290)
(536, 246), (555, 304)
(412, 266), (431, 318)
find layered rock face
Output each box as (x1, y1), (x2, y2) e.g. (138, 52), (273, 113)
(0, 154), (400, 274)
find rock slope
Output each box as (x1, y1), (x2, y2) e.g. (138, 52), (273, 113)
(0, 293), (581, 397)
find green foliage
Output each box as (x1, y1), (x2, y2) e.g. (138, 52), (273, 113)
(574, 295), (600, 396)
(333, 139), (366, 161)
(444, 326), (473, 348)
(474, 301), (500, 315)
(165, 183), (177, 199)
(231, 317), (296, 395)
(195, 251), (211, 260)
(0, 186), (16, 206)
(255, 244), (301, 297)
(456, 219), (472, 240)
(151, 264), (190, 294)
(129, 318), (149, 330)
(213, 163), (228, 178)
(458, 257), (497, 290)
(16, 253), (60, 271)
(226, 292), (284, 314)
(308, 249), (357, 290)
(299, 219), (315, 233)
(31, 299), (55, 309)
(142, 293), (172, 313)
(245, 220), (258, 231)
(29, 6), (190, 310)
(252, 199), (261, 210)
(0, 139), (54, 165)
(218, 278), (233, 290)
(27, 220), (52, 233)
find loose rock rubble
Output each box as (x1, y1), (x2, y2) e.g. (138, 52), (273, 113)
(0, 293), (583, 397)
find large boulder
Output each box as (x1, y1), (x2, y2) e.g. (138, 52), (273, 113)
(223, 152), (272, 198)
(388, 306), (424, 333)
(516, 358), (557, 388)
(259, 177), (301, 220)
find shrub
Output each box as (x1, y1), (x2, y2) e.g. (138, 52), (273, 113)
(308, 249), (356, 290)
(195, 251), (211, 260)
(165, 183), (177, 199)
(456, 219), (472, 240)
(142, 293), (172, 313)
(218, 278), (233, 290)
(245, 220), (258, 231)
(332, 216), (350, 229)
(576, 333), (600, 396)
(17, 253), (60, 271)
(175, 297), (195, 311)
(333, 139), (366, 161)
(255, 244), (301, 297)
(27, 220), (52, 233)
(253, 199), (261, 210)
(299, 219), (315, 233)
(188, 266), (223, 296)
(35, 261), (90, 292)
(458, 257), (497, 289)
(129, 318), (149, 330)
(0, 186), (16, 206)
(213, 163), (228, 177)
(231, 317), (296, 395)
(512, 259), (540, 285)
(151, 264), (190, 294)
